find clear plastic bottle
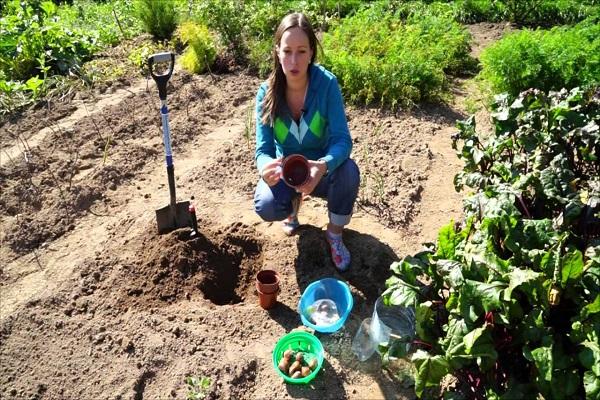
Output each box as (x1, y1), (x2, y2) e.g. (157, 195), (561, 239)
(351, 317), (377, 361)
(371, 296), (416, 346)
(371, 297), (415, 343)
(353, 296), (416, 362)
(307, 299), (340, 326)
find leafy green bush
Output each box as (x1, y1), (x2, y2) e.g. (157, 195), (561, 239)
(480, 17), (600, 96)
(447, 0), (600, 25)
(383, 87), (600, 399)
(191, 0), (246, 63)
(135, 0), (178, 40)
(127, 42), (165, 73)
(247, 36), (273, 78)
(496, 0), (600, 26)
(58, 0), (143, 45)
(526, 0), (600, 26)
(176, 21), (217, 74)
(451, 0), (503, 23)
(189, 0), (365, 69)
(322, 4), (476, 108)
(0, 1), (100, 81)
(0, 0), (143, 114)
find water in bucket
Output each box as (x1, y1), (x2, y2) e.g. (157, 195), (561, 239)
(307, 299), (340, 326)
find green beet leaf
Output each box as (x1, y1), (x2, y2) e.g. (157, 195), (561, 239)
(463, 325), (498, 363)
(411, 350), (450, 398)
(527, 344), (554, 382)
(383, 276), (419, 308)
(579, 331), (600, 377)
(584, 371), (600, 400)
(503, 268), (542, 302)
(436, 221), (460, 260)
(561, 249), (584, 288)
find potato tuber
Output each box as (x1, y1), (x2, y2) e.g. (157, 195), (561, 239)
(283, 349), (294, 360)
(291, 370), (302, 379)
(278, 358), (290, 374)
(308, 358), (318, 371)
(289, 360), (302, 375)
(295, 352), (303, 362)
(301, 366), (311, 377)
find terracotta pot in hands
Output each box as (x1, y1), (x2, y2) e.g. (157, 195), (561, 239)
(281, 154), (310, 188)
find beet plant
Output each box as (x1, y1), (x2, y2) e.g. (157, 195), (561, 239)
(383, 87), (599, 399)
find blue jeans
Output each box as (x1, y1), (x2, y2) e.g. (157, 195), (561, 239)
(254, 159), (360, 226)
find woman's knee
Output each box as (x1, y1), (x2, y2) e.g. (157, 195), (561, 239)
(254, 180), (289, 222)
(333, 159), (360, 192)
(254, 193), (278, 222)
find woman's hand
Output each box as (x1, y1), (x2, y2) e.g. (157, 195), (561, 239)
(261, 158), (283, 187)
(296, 159), (327, 195)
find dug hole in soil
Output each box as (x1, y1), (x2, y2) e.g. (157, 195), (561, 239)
(0, 24), (508, 399)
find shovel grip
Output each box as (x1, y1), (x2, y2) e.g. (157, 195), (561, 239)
(148, 52), (175, 101)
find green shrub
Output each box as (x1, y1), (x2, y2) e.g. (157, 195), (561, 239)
(177, 21), (216, 74)
(322, 3), (475, 108)
(135, 0), (178, 40)
(452, 0), (503, 23)
(247, 36), (273, 78)
(0, 1), (100, 81)
(496, 0), (600, 26)
(188, 0), (366, 67)
(57, 0), (143, 45)
(192, 0), (246, 63)
(528, 0), (600, 26)
(479, 17), (600, 96)
(127, 42), (165, 73)
(448, 0), (599, 25)
(0, 0), (141, 114)
(384, 87), (600, 399)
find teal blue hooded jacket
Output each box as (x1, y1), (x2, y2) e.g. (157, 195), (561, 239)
(255, 64), (352, 175)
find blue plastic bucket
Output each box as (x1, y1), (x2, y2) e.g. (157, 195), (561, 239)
(298, 278), (353, 333)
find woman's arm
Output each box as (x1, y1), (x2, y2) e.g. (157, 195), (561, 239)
(255, 84), (277, 174)
(320, 77), (352, 173)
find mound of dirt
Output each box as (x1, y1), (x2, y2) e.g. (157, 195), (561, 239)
(67, 221), (263, 315)
(124, 222), (263, 307)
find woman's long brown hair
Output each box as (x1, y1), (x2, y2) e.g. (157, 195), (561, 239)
(261, 13), (320, 126)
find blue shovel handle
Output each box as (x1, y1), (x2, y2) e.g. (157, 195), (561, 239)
(149, 52), (177, 206)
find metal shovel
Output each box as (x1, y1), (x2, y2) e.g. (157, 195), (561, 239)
(148, 52), (192, 234)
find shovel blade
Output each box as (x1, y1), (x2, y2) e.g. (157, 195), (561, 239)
(155, 201), (191, 234)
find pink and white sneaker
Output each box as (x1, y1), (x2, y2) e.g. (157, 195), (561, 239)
(326, 232), (351, 272)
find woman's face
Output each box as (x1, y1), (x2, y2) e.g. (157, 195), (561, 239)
(277, 27), (313, 84)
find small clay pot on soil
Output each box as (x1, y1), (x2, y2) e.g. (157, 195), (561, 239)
(281, 154), (309, 188)
(256, 270), (280, 294)
(256, 270), (280, 310)
(257, 288), (279, 310)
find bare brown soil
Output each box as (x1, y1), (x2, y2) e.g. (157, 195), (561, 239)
(0, 24), (504, 400)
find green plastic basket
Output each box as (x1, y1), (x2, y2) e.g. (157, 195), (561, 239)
(272, 331), (324, 384)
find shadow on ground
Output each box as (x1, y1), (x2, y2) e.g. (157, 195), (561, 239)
(285, 358), (348, 399)
(293, 226), (399, 302)
(289, 226), (416, 399)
